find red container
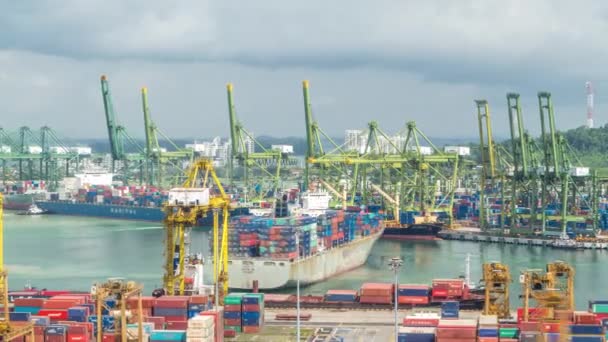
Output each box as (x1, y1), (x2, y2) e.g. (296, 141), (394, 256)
(166, 321), (188, 330)
(516, 307), (551, 322)
(403, 317), (439, 327)
(243, 326), (260, 333)
(518, 321), (538, 332)
(242, 304), (260, 312)
(359, 295), (392, 304)
(360, 283), (393, 297)
(52, 295), (90, 302)
(436, 327), (476, 339)
(224, 318), (241, 326)
(43, 300), (82, 309)
(575, 312), (599, 324)
(398, 296), (429, 304)
(102, 333), (118, 342)
(145, 316), (165, 330)
(40, 290), (72, 297)
(224, 304), (242, 312)
(432, 289), (448, 297)
(539, 322), (560, 333)
(154, 296), (189, 308)
(38, 309), (68, 320)
(127, 296), (156, 309)
(190, 295), (208, 304)
(477, 338), (498, 342)
(162, 315), (187, 322)
(224, 330), (236, 338)
(14, 298), (46, 307)
(67, 334), (89, 341)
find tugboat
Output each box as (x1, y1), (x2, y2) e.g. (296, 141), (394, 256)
(17, 202), (48, 216)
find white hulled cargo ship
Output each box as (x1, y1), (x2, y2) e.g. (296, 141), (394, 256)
(225, 191), (385, 290)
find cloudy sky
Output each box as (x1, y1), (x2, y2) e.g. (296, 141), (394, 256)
(0, 1), (605, 141)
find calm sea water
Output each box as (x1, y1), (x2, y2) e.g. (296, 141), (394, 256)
(5, 213), (605, 309)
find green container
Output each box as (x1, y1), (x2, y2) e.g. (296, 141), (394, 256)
(225, 325), (242, 333)
(498, 328), (518, 338)
(224, 292), (247, 305)
(593, 304), (608, 313)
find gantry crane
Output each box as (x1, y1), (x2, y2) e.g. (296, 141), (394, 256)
(92, 278), (144, 342)
(162, 159), (230, 304)
(520, 260), (575, 322)
(0, 194), (35, 341)
(482, 262), (511, 319)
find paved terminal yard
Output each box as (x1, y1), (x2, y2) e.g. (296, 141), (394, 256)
(225, 308), (487, 341)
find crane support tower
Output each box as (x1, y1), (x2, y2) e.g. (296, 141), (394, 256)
(0, 194), (35, 340)
(163, 159), (230, 303)
(482, 262), (511, 319)
(91, 278), (144, 342)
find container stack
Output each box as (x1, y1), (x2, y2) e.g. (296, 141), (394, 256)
(568, 323), (604, 341)
(397, 327), (436, 342)
(359, 283), (393, 304)
(324, 290), (358, 303)
(436, 319), (477, 342)
(39, 295), (88, 322)
(241, 293), (264, 334)
(200, 308), (224, 342)
(497, 324), (518, 341)
(477, 315), (498, 342)
(397, 285), (430, 305)
(223, 293), (244, 333)
(154, 296), (190, 331)
(186, 315), (215, 342)
(126, 296), (158, 321)
(188, 295), (211, 318)
(431, 279), (464, 299)
(590, 300), (608, 320)
(13, 297), (44, 314)
(440, 301), (459, 319)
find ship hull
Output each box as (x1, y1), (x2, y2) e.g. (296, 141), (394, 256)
(4, 194), (45, 210)
(228, 230), (382, 290)
(35, 200), (248, 225)
(382, 224), (442, 241)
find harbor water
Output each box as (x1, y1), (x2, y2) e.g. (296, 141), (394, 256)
(5, 213), (604, 309)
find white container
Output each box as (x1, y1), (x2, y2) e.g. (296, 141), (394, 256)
(27, 145), (42, 154)
(168, 188), (210, 206)
(444, 146), (471, 156)
(570, 167), (590, 177)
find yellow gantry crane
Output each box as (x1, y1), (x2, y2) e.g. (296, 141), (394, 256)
(92, 278), (144, 342)
(163, 159), (230, 303)
(520, 260), (575, 322)
(482, 262), (511, 319)
(0, 194), (35, 341)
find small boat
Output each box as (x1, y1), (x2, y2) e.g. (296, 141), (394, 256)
(17, 203), (48, 216)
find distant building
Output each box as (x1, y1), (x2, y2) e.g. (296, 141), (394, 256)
(186, 137), (232, 166)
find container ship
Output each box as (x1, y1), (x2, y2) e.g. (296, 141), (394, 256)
(381, 210), (444, 240)
(223, 191), (384, 290)
(1, 180), (48, 210)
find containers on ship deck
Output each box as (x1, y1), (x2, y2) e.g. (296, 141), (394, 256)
(431, 279), (464, 298)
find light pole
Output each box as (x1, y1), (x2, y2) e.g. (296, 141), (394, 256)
(389, 257), (403, 342)
(295, 229), (301, 341)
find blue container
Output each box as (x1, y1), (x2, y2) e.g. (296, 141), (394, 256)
(441, 301), (460, 310)
(544, 333), (560, 342)
(153, 308), (188, 317)
(569, 325), (604, 335)
(399, 288), (430, 297)
(150, 330), (187, 342)
(14, 306), (40, 314)
(570, 337), (604, 342)
(224, 311), (241, 319)
(440, 310), (458, 319)
(30, 316), (51, 326)
(242, 311), (260, 321)
(397, 333), (435, 342)
(45, 325), (68, 335)
(242, 317), (260, 326)
(187, 304), (205, 312)
(325, 294), (357, 302)
(478, 328), (498, 337)
(9, 312), (31, 321)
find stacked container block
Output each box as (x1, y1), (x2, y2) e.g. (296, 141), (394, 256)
(477, 315), (498, 342)
(200, 308), (224, 342)
(241, 294), (264, 334)
(153, 296), (190, 330)
(223, 293), (244, 333)
(398, 285), (430, 305)
(436, 319), (477, 342)
(397, 326), (436, 342)
(186, 315), (215, 342)
(359, 283), (393, 304)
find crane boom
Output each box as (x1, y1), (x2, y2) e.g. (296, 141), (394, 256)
(100, 75), (123, 161)
(317, 178), (347, 208)
(369, 183), (400, 220)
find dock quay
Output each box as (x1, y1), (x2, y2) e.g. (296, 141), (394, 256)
(439, 229), (608, 250)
